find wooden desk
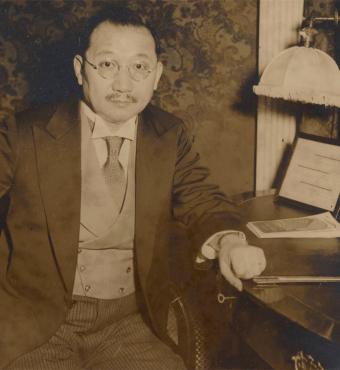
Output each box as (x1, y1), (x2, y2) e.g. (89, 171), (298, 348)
(229, 194), (340, 370)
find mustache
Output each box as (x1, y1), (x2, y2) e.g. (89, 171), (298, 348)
(105, 93), (138, 103)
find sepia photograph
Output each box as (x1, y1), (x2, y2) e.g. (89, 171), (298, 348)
(0, 0), (339, 369)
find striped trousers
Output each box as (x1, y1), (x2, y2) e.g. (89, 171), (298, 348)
(7, 294), (186, 370)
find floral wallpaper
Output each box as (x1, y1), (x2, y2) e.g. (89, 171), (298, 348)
(0, 1), (338, 194)
(0, 0), (258, 195)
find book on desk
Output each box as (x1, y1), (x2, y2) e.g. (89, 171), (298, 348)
(249, 137), (340, 285)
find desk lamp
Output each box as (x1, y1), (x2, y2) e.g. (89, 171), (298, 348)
(253, 11), (340, 108)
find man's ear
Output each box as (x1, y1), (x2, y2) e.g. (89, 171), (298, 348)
(153, 61), (163, 90)
(73, 55), (83, 86)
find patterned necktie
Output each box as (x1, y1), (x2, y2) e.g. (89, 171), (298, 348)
(103, 136), (126, 208)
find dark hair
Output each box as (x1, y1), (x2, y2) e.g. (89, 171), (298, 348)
(77, 6), (161, 56)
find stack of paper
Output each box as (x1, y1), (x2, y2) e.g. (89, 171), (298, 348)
(247, 212), (340, 238)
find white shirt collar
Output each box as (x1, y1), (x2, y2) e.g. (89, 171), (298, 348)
(80, 101), (137, 141)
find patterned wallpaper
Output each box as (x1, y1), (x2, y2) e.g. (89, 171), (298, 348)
(0, 0), (258, 195)
(0, 1), (338, 195)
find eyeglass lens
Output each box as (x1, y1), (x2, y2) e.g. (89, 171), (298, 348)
(96, 60), (154, 81)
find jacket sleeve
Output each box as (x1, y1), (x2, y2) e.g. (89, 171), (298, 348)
(0, 112), (17, 227)
(172, 124), (243, 257)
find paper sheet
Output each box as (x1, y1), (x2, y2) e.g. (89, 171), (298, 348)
(279, 138), (340, 211)
(247, 212), (340, 238)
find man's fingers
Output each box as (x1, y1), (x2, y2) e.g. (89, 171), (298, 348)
(231, 246), (266, 279)
(255, 248), (266, 274)
(251, 248), (266, 275)
(219, 258), (243, 291)
(218, 244), (267, 291)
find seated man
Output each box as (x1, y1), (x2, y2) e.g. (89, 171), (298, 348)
(0, 6), (266, 370)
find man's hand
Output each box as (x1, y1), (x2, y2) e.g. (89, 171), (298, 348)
(218, 244), (266, 291)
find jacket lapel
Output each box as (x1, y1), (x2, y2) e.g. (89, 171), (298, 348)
(33, 101), (176, 294)
(33, 100), (81, 293)
(135, 107), (177, 289)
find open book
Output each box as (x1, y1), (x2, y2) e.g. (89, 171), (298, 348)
(247, 212), (340, 238)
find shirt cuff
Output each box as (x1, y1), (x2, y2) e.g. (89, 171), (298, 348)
(196, 230), (247, 262)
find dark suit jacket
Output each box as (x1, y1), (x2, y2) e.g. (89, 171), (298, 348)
(0, 100), (241, 367)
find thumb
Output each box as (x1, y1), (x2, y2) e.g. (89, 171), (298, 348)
(219, 257), (243, 291)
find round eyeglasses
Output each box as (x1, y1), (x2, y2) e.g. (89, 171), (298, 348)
(80, 57), (157, 82)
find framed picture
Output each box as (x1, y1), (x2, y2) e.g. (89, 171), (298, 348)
(278, 137), (340, 220)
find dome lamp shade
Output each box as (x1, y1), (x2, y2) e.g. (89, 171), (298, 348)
(253, 46), (340, 108)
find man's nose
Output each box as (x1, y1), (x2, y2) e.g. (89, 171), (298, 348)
(111, 66), (133, 92)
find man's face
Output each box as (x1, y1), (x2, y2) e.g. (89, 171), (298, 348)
(73, 22), (163, 124)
